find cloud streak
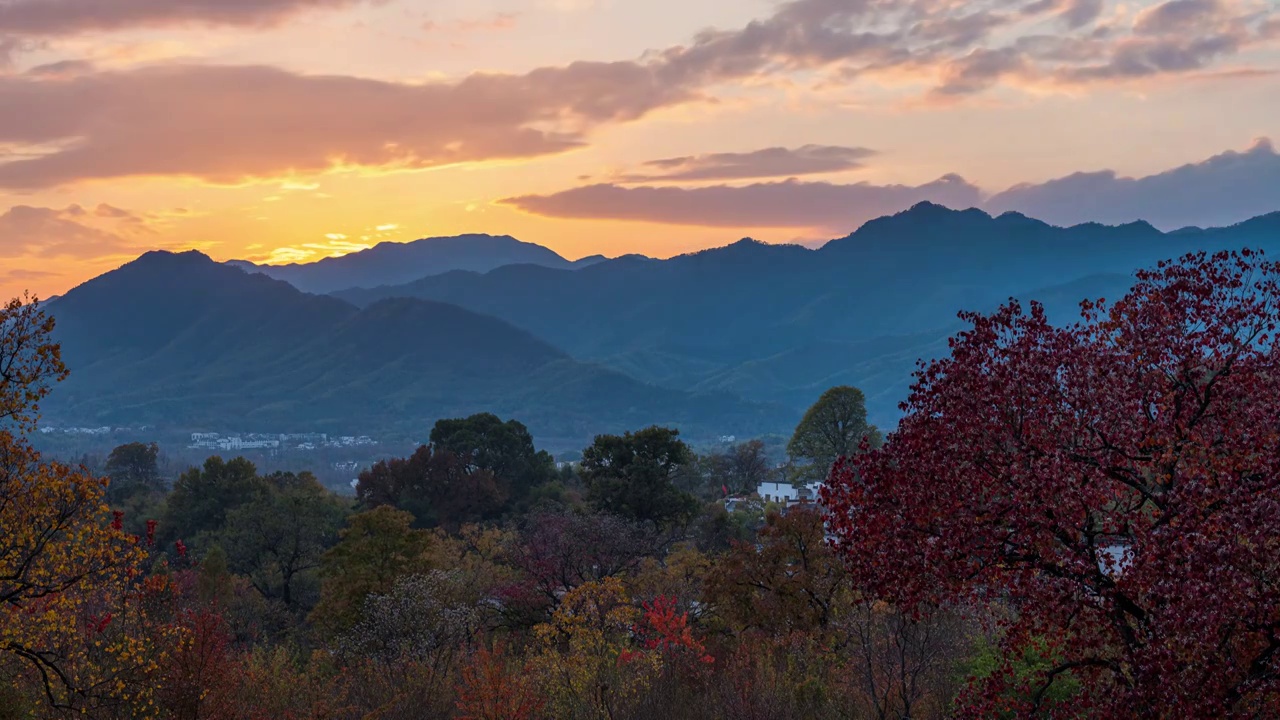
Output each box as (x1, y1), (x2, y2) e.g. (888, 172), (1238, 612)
(986, 137), (1280, 229)
(0, 0), (371, 36)
(616, 145), (877, 183)
(505, 138), (1280, 233)
(500, 174), (983, 229)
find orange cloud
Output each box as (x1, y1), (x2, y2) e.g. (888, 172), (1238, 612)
(0, 62), (692, 189)
(0, 203), (152, 258)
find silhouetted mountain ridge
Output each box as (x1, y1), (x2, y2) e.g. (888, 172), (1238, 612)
(227, 233), (615, 294)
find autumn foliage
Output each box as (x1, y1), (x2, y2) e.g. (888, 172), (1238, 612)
(12, 251), (1280, 718)
(825, 250), (1280, 717)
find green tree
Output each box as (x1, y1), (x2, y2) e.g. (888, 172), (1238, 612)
(430, 413), (556, 507)
(103, 441), (163, 505)
(220, 472), (348, 610)
(309, 506), (436, 637)
(580, 426), (698, 526)
(787, 386), (882, 484)
(163, 455), (265, 545)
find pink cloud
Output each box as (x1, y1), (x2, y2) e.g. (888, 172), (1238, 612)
(616, 145), (877, 183)
(504, 138), (1280, 232)
(0, 204), (135, 258)
(0, 0), (372, 36)
(0, 0), (1275, 188)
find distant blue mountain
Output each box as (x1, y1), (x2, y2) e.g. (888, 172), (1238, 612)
(227, 233), (612, 294)
(42, 251), (788, 444)
(334, 203), (1280, 426)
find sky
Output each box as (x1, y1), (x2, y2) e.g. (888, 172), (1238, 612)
(1, 0), (1279, 298)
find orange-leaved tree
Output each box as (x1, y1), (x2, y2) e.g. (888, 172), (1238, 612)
(0, 296), (163, 715)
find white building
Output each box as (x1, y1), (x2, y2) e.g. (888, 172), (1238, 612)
(756, 480), (824, 505)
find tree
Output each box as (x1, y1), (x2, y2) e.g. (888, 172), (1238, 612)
(530, 577), (658, 718)
(580, 426), (698, 526)
(787, 386), (881, 484)
(0, 296), (158, 713)
(704, 439), (774, 496)
(706, 507), (850, 636)
(220, 471), (348, 609)
(164, 455), (265, 545)
(825, 251), (1280, 717)
(455, 642), (545, 720)
(506, 510), (664, 610)
(356, 444), (505, 530)
(338, 571), (479, 666)
(103, 441), (164, 505)
(430, 413), (556, 506)
(309, 506), (436, 636)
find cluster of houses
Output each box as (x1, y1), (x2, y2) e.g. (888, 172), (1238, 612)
(38, 425), (144, 436)
(188, 432), (378, 452)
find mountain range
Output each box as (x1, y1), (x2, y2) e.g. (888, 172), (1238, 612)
(226, 233), (614, 294)
(43, 251), (785, 445)
(41, 202), (1280, 447)
(332, 203), (1280, 423)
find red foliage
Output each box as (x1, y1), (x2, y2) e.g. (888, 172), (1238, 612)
(636, 595), (714, 667)
(158, 609), (237, 720)
(824, 251), (1280, 717)
(455, 642), (546, 720)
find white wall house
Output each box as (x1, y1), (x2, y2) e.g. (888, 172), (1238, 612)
(756, 480), (824, 505)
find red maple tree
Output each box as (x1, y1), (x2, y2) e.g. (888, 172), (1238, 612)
(824, 250), (1280, 718)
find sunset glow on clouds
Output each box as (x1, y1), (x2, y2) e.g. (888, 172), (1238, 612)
(1, 0), (1278, 297)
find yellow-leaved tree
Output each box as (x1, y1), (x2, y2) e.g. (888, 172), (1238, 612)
(0, 296), (171, 717)
(531, 577), (659, 720)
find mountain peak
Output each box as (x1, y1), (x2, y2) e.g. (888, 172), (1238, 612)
(134, 249), (215, 266)
(905, 200), (953, 214)
(225, 232), (576, 294)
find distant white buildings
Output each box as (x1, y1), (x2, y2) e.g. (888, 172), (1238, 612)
(187, 431), (376, 452)
(41, 425), (113, 436)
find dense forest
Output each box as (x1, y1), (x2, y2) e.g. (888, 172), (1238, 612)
(6, 250), (1280, 718)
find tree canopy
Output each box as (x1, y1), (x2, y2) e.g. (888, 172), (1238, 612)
(163, 455), (265, 545)
(355, 444), (505, 530)
(580, 426), (698, 526)
(103, 441), (163, 505)
(825, 250), (1280, 717)
(429, 412), (556, 506)
(787, 385), (881, 484)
